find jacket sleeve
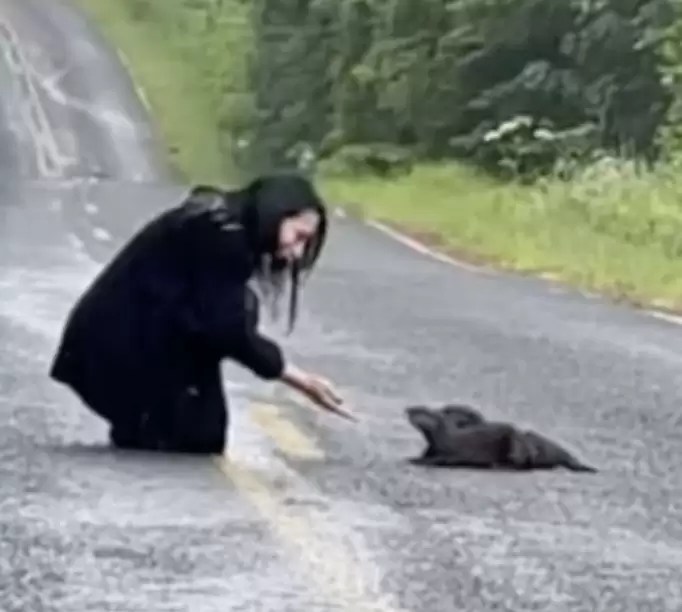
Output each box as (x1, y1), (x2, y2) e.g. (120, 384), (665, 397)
(177, 201), (285, 380)
(182, 279), (285, 380)
(221, 286), (285, 380)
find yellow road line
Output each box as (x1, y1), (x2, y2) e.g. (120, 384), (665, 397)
(215, 454), (407, 612)
(216, 399), (408, 611)
(249, 401), (324, 461)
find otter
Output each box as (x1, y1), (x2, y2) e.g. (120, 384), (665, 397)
(405, 404), (597, 473)
(405, 405), (517, 468)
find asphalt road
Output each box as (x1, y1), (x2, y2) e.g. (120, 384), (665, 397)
(1, 1), (681, 610)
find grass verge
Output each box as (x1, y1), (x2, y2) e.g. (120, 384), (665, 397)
(75, 0), (682, 313)
(73, 0), (250, 184)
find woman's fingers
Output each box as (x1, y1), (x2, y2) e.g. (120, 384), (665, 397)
(327, 385), (343, 404)
(314, 376), (343, 403)
(309, 384), (357, 421)
(330, 403), (358, 422)
(319, 394), (356, 421)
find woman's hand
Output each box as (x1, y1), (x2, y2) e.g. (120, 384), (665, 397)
(281, 364), (356, 421)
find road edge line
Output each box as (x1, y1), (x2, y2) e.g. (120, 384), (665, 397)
(351, 210), (682, 327)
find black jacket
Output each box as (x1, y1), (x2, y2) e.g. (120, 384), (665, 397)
(49, 187), (284, 432)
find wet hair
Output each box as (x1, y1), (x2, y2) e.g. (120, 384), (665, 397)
(233, 173), (328, 333)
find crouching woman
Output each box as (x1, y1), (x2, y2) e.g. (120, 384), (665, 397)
(49, 174), (352, 454)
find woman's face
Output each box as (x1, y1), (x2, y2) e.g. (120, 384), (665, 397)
(276, 209), (320, 262)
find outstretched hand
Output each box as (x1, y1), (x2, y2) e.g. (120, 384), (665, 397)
(281, 365), (357, 422)
(300, 373), (356, 421)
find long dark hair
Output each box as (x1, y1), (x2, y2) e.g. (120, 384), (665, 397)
(234, 174), (329, 334)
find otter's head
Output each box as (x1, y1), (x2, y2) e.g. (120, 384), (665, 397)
(405, 405), (444, 456)
(440, 404), (486, 428)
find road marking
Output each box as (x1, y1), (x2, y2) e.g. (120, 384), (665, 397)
(84, 202), (98, 215)
(136, 86), (151, 112)
(116, 47), (131, 71)
(216, 453), (407, 612)
(215, 396), (409, 611)
(92, 227), (111, 242)
(67, 233), (85, 251)
(28, 62), (138, 135)
(647, 309), (682, 326)
(361, 214), (682, 327)
(0, 19), (71, 178)
(366, 219), (494, 275)
(249, 402), (324, 460)
(115, 45), (152, 115)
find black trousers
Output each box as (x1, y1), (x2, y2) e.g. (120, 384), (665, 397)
(109, 384), (228, 455)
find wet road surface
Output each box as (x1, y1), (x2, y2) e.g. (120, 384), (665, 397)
(1, 1), (681, 610)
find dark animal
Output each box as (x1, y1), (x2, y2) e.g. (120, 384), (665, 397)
(404, 403), (485, 430)
(405, 405), (518, 468)
(405, 404), (597, 473)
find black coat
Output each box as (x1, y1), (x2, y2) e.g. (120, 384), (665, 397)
(49, 188), (284, 453)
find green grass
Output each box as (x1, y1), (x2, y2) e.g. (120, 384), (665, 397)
(75, 0), (682, 312)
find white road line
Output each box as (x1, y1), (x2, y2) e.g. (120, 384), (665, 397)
(67, 233), (85, 251)
(357, 211), (682, 327)
(84, 202), (98, 215)
(366, 219), (493, 275)
(66, 233), (92, 264)
(92, 227), (112, 242)
(647, 310), (682, 326)
(0, 19), (70, 178)
(30, 63), (138, 135)
(135, 85), (151, 112)
(116, 46), (151, 113)
(115, 47), (131, 71)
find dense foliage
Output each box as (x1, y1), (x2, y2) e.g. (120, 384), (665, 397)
(231, 0), (680, 180)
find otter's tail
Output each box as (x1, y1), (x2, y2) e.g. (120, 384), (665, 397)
(565, 456), (598, 473)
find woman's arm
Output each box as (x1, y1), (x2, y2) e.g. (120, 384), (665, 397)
(181, 281), (285, 380)
(176, 210), (284, 379)
(184, 290), (354, 419)
(175, 210), (353, 419)
(280, 362), (355, 421)
(229, 325), (285, 380)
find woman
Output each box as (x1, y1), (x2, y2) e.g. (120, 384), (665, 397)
(49, 173), (351, 454)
